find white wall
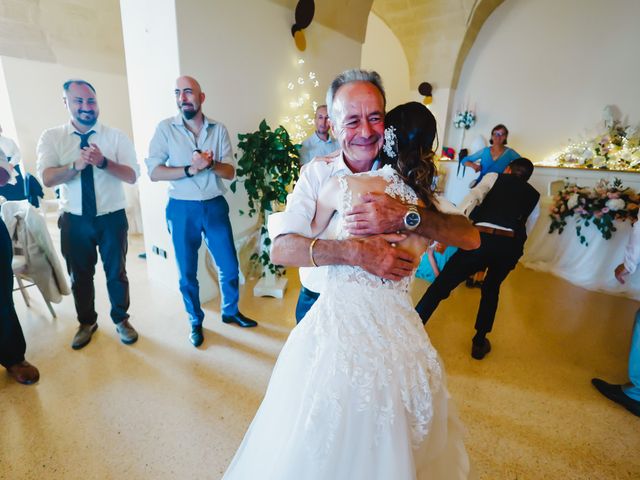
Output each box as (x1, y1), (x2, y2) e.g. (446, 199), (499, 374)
(0, 55), (132, 176)
(121, 0), (363, 291)
(360, 12), (449, 152)
(447, 0), (640, 162)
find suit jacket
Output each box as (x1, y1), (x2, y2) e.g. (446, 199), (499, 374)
(1, 200), (70, 303)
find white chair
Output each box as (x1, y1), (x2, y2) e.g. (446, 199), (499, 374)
(12, 252), (57, 318)
(1, 200), (70, 318)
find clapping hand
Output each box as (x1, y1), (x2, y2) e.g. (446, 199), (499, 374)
(81, 143), (105, 167)
(615, 263), (629, 284)
(192, 150), (213, 172)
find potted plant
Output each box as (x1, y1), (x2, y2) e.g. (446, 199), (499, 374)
(230, 120), (300, 297)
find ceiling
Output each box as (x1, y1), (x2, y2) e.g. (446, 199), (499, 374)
(269, 0), (504, 90)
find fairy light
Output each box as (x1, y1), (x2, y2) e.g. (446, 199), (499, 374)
(281, 57), (323, 143)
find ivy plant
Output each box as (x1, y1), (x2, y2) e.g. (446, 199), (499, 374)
(231, 120), (300, 277)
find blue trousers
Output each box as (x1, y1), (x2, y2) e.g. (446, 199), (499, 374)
(166, 196), (239, 326)
(624, 309), (640, 401)
(294, 286), (319, 323)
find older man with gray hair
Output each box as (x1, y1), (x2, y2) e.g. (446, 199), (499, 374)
(269, 69), (480, 322)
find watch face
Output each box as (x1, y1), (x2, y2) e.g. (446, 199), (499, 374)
(405, 212), (420, 228)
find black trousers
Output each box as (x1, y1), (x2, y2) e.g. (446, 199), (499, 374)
(295, 286), (320, 323)
(0, 219), (26, 368)
(416, 232), (523, 335)
(59, 209), (130, 325)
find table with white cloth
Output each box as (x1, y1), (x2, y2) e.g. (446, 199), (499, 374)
(521, 196), (640, 300)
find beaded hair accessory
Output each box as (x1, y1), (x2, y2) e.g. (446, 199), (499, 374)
(383, 125), (397, 158)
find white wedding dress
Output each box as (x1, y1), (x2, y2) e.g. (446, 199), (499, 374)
(223, 166), (470, 480)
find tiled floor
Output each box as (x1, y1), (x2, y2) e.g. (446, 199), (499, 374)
(1, 233), (639, 479)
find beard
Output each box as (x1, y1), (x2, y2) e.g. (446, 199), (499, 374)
(76, 111), (97, 126)
(181, 103), (199, 120)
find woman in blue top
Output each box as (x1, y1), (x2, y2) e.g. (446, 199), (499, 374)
(463, 124), (519, 187)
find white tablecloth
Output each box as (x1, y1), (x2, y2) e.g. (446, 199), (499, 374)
(521, 197), (640, 300)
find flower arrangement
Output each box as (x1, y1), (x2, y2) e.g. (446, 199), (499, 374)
(549, 178), (639, 245)
(453, 110), (476, 130)
(539, 108), (640, 172)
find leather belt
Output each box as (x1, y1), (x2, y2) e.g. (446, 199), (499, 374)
(476, 225), (515, 238)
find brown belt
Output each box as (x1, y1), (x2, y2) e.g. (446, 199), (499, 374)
(476, 225), (515, 238)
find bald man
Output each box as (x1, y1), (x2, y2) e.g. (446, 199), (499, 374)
(147, 76), (257, 348)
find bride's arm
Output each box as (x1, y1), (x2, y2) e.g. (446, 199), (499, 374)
(310, 177), (340, 237)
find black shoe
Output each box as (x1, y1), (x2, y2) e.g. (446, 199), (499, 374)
(591, 378), (640, 417)
(471, 338), (491, 360)
(189, 326), (204, 347)
(222, 312), (258, 328)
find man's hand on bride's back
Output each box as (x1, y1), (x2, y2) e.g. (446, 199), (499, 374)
(349, 234), (415, 281)
(345, 192), (405, 235)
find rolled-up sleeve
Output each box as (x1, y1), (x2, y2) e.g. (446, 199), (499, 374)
(36, 129), (60, 182)
(268, 162), (331, 240)
(217, 125), (234, 165)
(459, 172), (497, 217)
(115, 129), (140, 180)
(145, 123), (169, 176)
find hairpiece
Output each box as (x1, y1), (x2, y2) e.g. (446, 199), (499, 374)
(383, 126), (397, 158)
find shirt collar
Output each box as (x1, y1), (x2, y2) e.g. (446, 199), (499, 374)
(171, 113), (216, 129)
(66, 121), (102, 136)
(314, 132), (334, 144)
(335, 151), (380, 174)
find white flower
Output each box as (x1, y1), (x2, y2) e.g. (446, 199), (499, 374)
(567, 193), (579, 209)
(606, 198), (625, 211)
(592, 156), (606, 167)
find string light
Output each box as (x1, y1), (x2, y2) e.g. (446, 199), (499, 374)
(281, 57), (322, 143)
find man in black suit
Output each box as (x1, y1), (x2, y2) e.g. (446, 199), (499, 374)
(416, 157), (540, 360)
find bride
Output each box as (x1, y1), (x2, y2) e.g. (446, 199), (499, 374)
(223, 102), (470, 479)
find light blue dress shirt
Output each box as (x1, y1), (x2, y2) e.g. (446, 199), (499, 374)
(146, 114), (233, 201)
(299, 133), (338, 166)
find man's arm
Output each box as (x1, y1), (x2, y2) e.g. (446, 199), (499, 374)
(37, 129), (85, 187)
(271, 232), (415, 281)
(458, 173), (497, 216)
(82, 142), (136, 184)
(344, 192), (480, 250)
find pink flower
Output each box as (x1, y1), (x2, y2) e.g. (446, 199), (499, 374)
(602, 207), (610, 213)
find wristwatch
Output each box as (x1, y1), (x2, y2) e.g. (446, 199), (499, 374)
(403, 205), (421, 231)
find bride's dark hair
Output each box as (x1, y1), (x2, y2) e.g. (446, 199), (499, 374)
(380, 102), (438, 207)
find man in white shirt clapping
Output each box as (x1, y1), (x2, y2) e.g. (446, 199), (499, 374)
(37, 80), (140, 350)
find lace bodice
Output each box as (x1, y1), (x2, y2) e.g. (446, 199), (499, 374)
(329, 165), (419, 292)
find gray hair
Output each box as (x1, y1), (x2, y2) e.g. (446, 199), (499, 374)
(325, 69), (386, 119)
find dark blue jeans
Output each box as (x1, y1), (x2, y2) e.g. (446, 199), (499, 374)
(59, 209), (130, 325)
(0, 219), (26, 368)
(166, 196), (239, 326)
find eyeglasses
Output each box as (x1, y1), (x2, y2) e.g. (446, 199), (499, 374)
(492, 131), (506, 137)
